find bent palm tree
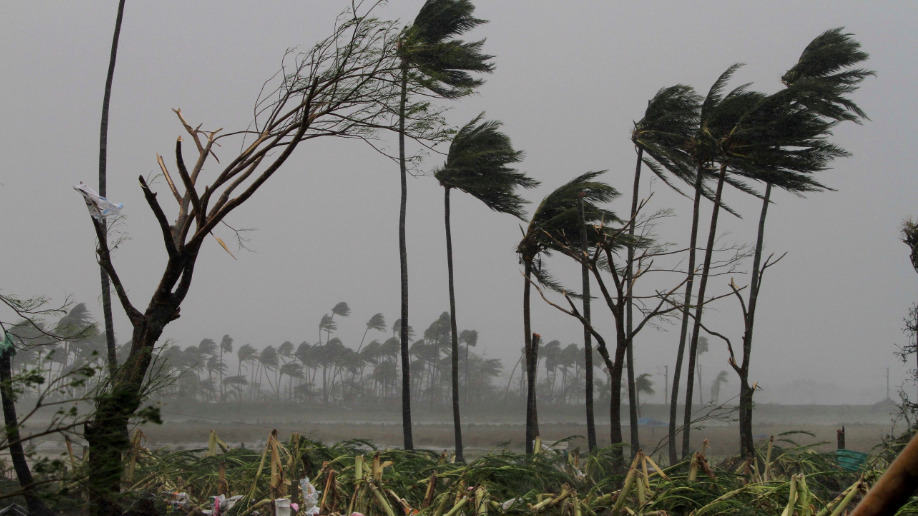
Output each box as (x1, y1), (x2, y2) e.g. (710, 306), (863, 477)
(434, 114), (534, 460)
(723, 28), (872, 459)
(634, 373), (655, 418)
(395, 0), (494, 450)
(629, 84), (701, 454)
(710, 370), (729, 404)
(517, 171), (618, 454)
(671, 64), (759, 461)
(682, 40), (865, 457)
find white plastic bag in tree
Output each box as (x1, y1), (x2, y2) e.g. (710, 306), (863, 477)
(74, 182), (123, 220)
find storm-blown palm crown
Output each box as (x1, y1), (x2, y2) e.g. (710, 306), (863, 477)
(434, 114), (535, 218)
(683, 63), (842, 196)
(632, 84), (701, 194)
(401, 0), (494, 98)
(781, 27), (874, 124)
(518, 171), (619, 266)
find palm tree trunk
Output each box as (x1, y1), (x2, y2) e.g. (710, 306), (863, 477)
(99, 0), (126, 376)
(1, 349), (54, 516)
(669, 166), (704, 464)
(523, 261), (540, 454)
(682, 163), (728, 458)
(626, 147), (642, 455)
(528, 332), (541, 454)
(443, 188), (465, 462)
(579, 195), (597, 451)
(739, 182), (772, 458)
(397, 56), (413, 450)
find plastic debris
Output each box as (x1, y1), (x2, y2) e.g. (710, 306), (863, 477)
(74, 182), (123, 220)
(164, 491), (190, 510)
(275, 498), (292, 516)
(300, 476), (321, 515)
(501, 498), (525, 511)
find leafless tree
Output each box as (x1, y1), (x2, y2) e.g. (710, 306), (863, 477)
(80, 4), (445, 513)
(534, 199), (744, 464)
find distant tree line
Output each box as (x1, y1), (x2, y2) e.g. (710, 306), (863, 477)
(9, 302), (678, 412)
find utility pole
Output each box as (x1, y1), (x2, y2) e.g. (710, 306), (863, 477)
(887, 367), (890, 401)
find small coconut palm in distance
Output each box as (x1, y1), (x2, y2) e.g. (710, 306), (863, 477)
(434, 114), (535, 462)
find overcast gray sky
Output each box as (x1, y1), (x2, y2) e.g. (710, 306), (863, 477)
(2, 1), (916, 405)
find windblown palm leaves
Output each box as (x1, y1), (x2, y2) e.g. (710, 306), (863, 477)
(518, 171), (619, 278)
(401, 0), (494, 98)
(434, 114), (534, 216)
(632, 84), (701, 197)
(781, 27), (874, 123)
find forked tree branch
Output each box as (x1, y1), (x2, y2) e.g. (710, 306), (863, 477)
(91, 217), (141, 322)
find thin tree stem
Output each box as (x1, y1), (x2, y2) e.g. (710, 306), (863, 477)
(444, 187), (464, 462)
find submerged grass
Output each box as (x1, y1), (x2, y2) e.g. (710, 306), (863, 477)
(53, 429), (913, 514)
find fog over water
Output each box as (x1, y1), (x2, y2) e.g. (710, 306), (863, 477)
(2, 1), (917, 407)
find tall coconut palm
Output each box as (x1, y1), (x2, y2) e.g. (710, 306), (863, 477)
(629, 84), (701, 455)
(258, 345), (279, 399)
(395, 0), (494, 450)
(695, 335), (708, 404)
(667, 64), (758, 462)
(320, 302), (350, 344)
(682, 49), (859, 458)
(434, 114), (534, 461)
(517, 171), (618, 454)
(236, 343), (257, 399)
(720, 28), (872, 459)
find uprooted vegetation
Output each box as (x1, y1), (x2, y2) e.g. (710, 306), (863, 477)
(7, 430), (909, 515)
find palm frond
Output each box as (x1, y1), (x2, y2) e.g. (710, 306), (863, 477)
(404, 0), (494, 99)
(782, 28), (874, 123)
(434, 114), (535, 219)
